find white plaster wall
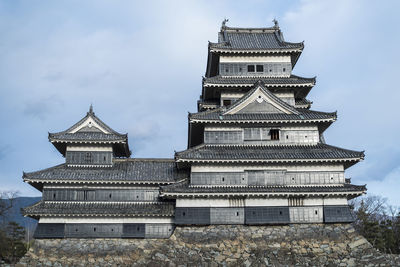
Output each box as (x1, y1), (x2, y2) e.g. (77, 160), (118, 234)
(191, 164), (345, 173)
(220, 55), (291, 63)
(69, 117), (109, 134)
(323, 198), (348, 205)
(176, 198), (245, 207)
(245, 198), (288, 206)
(66, 146), (113, 152)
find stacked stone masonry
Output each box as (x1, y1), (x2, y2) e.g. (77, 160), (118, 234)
(17, 224), (400, 266)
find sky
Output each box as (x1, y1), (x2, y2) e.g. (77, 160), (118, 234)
(0, 0), (399, 206)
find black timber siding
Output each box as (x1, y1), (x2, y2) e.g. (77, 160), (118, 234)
(122, 223), (146, 238)
(34, 223), (65, 239)
(43, 188), (159, 202)
(66, 151), (113, 166)
(65, 224), (122, 238)
(175, 207), (210, 225)
(34, 223), (174, 238)
(323, 205), (355, 223)
(245, 206), (290, 225)
(210, 207), (245, 224)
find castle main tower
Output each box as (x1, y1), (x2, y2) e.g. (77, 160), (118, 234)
(161, 20), (366, 225)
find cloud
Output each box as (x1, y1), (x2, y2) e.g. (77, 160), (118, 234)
(23, 95), (64, 120)
(362, 166), (400, 208)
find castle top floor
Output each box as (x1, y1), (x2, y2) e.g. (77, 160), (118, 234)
(206, 20), (304, 78)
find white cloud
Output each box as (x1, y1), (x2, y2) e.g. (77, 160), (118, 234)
(360, 166), (400, 208)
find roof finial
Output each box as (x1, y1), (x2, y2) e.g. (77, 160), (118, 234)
(89, 104), (94, 115)
(222, 18), (229, 28)
(273, 18), (279, 28)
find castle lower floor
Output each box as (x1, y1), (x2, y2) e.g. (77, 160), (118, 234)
(33, 203), (354, 239)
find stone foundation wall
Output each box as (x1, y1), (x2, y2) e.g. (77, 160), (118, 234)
(17, 224), (400, 266)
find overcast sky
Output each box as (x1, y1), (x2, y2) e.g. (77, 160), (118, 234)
(1, 0), (399, 206)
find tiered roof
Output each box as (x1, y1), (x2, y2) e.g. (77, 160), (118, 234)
(203, 75), (315, 88)
(161, 180), (366, 199)
(210, 23), (303, 55)
(49, 106), (130, 157)
(175, 143), (364, 168)
(23, 159), (187, 190)
(23, 201), (175, 219)
(192, 83), (335, 124)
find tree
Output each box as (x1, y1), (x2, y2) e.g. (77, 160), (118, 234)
(351, 195), (400, 254)
(0, 222), (27, 264)
(0, 191), (27, 264)
(0, 191), (18, 220)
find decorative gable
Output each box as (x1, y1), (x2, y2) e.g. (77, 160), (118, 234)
(224, 83), (299, 115)
(70, 116), (110, 134)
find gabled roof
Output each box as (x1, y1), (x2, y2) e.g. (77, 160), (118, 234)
(175, 143), (364, 169)
(23, 158), (188, 190)
(23, 201), (175, 218)
(222, 81), (300, 115)
(48, 106), (130, 157)
(209, 22), (304, 53)
(161, 180), (366, 199)
(191, 82), (335, 123)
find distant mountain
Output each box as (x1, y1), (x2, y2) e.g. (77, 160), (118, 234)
(1, 197), (41, 229)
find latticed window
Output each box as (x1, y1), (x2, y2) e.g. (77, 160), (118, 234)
(247, 65), (255, 72)
(270, 129), (280, 140)
(244, 128), (270, 141)
(256, 65), (264, 72)
(289, 198), (304, 207)
(84, 152), (92, 163)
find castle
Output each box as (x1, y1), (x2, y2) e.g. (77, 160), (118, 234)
(23, 20), (366, 239)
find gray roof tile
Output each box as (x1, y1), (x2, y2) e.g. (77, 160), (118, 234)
(203, 75), (315, 86)
(210, 27), (303, 51)
(175, 143), (364, 167)
(189, 107), (336, 122)
(161, 181), (366, 195)
(23, 201), (174, 217)
(23, 159), (187, 184)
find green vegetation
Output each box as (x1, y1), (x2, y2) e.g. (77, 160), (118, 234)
(0, 222), (27, 264)
(0, 191), (28, 264)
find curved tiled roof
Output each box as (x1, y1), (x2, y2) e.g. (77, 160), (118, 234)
(203, 75), (315, 87)
(23, 201), (175, 217)
(161, 181), (366, 195)
(175, 143), (364, 168)
(49, 132), (127, 142)
(23, 159), (187, 185)
(189, 108), (336, 122)
(210, 26), (303, 51)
